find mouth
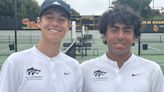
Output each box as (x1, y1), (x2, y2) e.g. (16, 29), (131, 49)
(115, 42), (126, 45)
(49, 29), (61, 33)
(114, 42), (126, 48)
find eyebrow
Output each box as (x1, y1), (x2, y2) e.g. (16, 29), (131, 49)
(42, 11), (53, 16)
(43, 12), (67, 18)
(109, 25), (119, 29)
(124, 26), (134, 29)
(110, 25), (133, 29)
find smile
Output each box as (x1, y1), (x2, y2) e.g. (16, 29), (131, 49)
(49, 29), (61, 33)
(115, 42), (126, 45)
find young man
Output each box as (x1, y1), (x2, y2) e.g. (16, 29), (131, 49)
(0, 0), (83, 92)
(81, 6), (164, 92)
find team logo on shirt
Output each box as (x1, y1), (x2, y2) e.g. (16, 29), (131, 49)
(26, 67), (43, 80)
(93, 70), (107, 77)
(93, 69), (108, 81)
(27, 67), (41, 75)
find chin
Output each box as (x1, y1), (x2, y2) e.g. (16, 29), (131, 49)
(115, 50), (130, 56)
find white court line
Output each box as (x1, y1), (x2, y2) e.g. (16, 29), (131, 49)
(149, 46), (161, 51)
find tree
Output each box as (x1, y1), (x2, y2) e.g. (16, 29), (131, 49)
(0, 0), (39, 18)
(17, 0), (39, 18)
(112, 0), (155, 19)
(0, 0), (14, 17)
(0, 0), (80, 18)
(71, 8), (80, 16)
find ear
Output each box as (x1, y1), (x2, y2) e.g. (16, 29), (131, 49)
(102, 34), (107, 44)
(37, 17), (41, 29)
(68, 21), (71, 28)
(103, 34), (107, 40)
(67, 21), (71, 31)
(132, 36), (137, 46)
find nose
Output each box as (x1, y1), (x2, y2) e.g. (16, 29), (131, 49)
(51, 20), (59, 27)
(117, 30), (124, 39)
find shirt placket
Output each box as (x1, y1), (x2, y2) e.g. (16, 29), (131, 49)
(49, 58), (58, 92)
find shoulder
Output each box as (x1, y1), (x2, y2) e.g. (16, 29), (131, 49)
(59, 53), (83, 77)
(59, 52), (81, 68)
(3, 48), (33, 67)
(137, 56), (160, 67)
(60, 52), (79, 63)
(81, 58), (99, 66)
(0, 48), (33, 76)
(136, 56), (162, 71)
(81, 55), (103, 70)
(7, 48), (33, 61)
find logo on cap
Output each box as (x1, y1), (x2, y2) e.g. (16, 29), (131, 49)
(52, 1), (61, 6)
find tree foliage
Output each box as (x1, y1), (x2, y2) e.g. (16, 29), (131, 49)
(112, 0), (162, 19)
(71, 8), (80, 16)
(0, 0), (14, 17)
(0, 0), (80, 18)
(0, 0), (39, 18)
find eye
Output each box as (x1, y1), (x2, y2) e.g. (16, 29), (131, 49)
(45, 15), (54, 20)
(58, 16), (67, 22)
(110, 27), (118, 32)
(124, 28), (133, 33)
(124, 29), (131, 32)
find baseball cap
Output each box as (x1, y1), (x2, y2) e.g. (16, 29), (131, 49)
(39, 0), (71, 18)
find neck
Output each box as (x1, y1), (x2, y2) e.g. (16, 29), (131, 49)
(107, 51), (132, 68)
(37, 39), (61, 58)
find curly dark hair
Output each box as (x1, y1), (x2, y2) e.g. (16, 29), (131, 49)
(98, 5), (142, 44)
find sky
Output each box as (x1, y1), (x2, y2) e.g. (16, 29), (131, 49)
(36, 0), (164, 15)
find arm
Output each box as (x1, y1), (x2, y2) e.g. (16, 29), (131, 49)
(151, 67), (164, 92)
(75, 64), (83, 92)
(0, 59), (19, 92)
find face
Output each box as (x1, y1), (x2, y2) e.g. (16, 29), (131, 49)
(37, 8), (70, 44)
(104, 23), (135, 57)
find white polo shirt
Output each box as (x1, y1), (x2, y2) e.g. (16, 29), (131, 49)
(81, 53), (164, 92)
(0, 46), (83, 92)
